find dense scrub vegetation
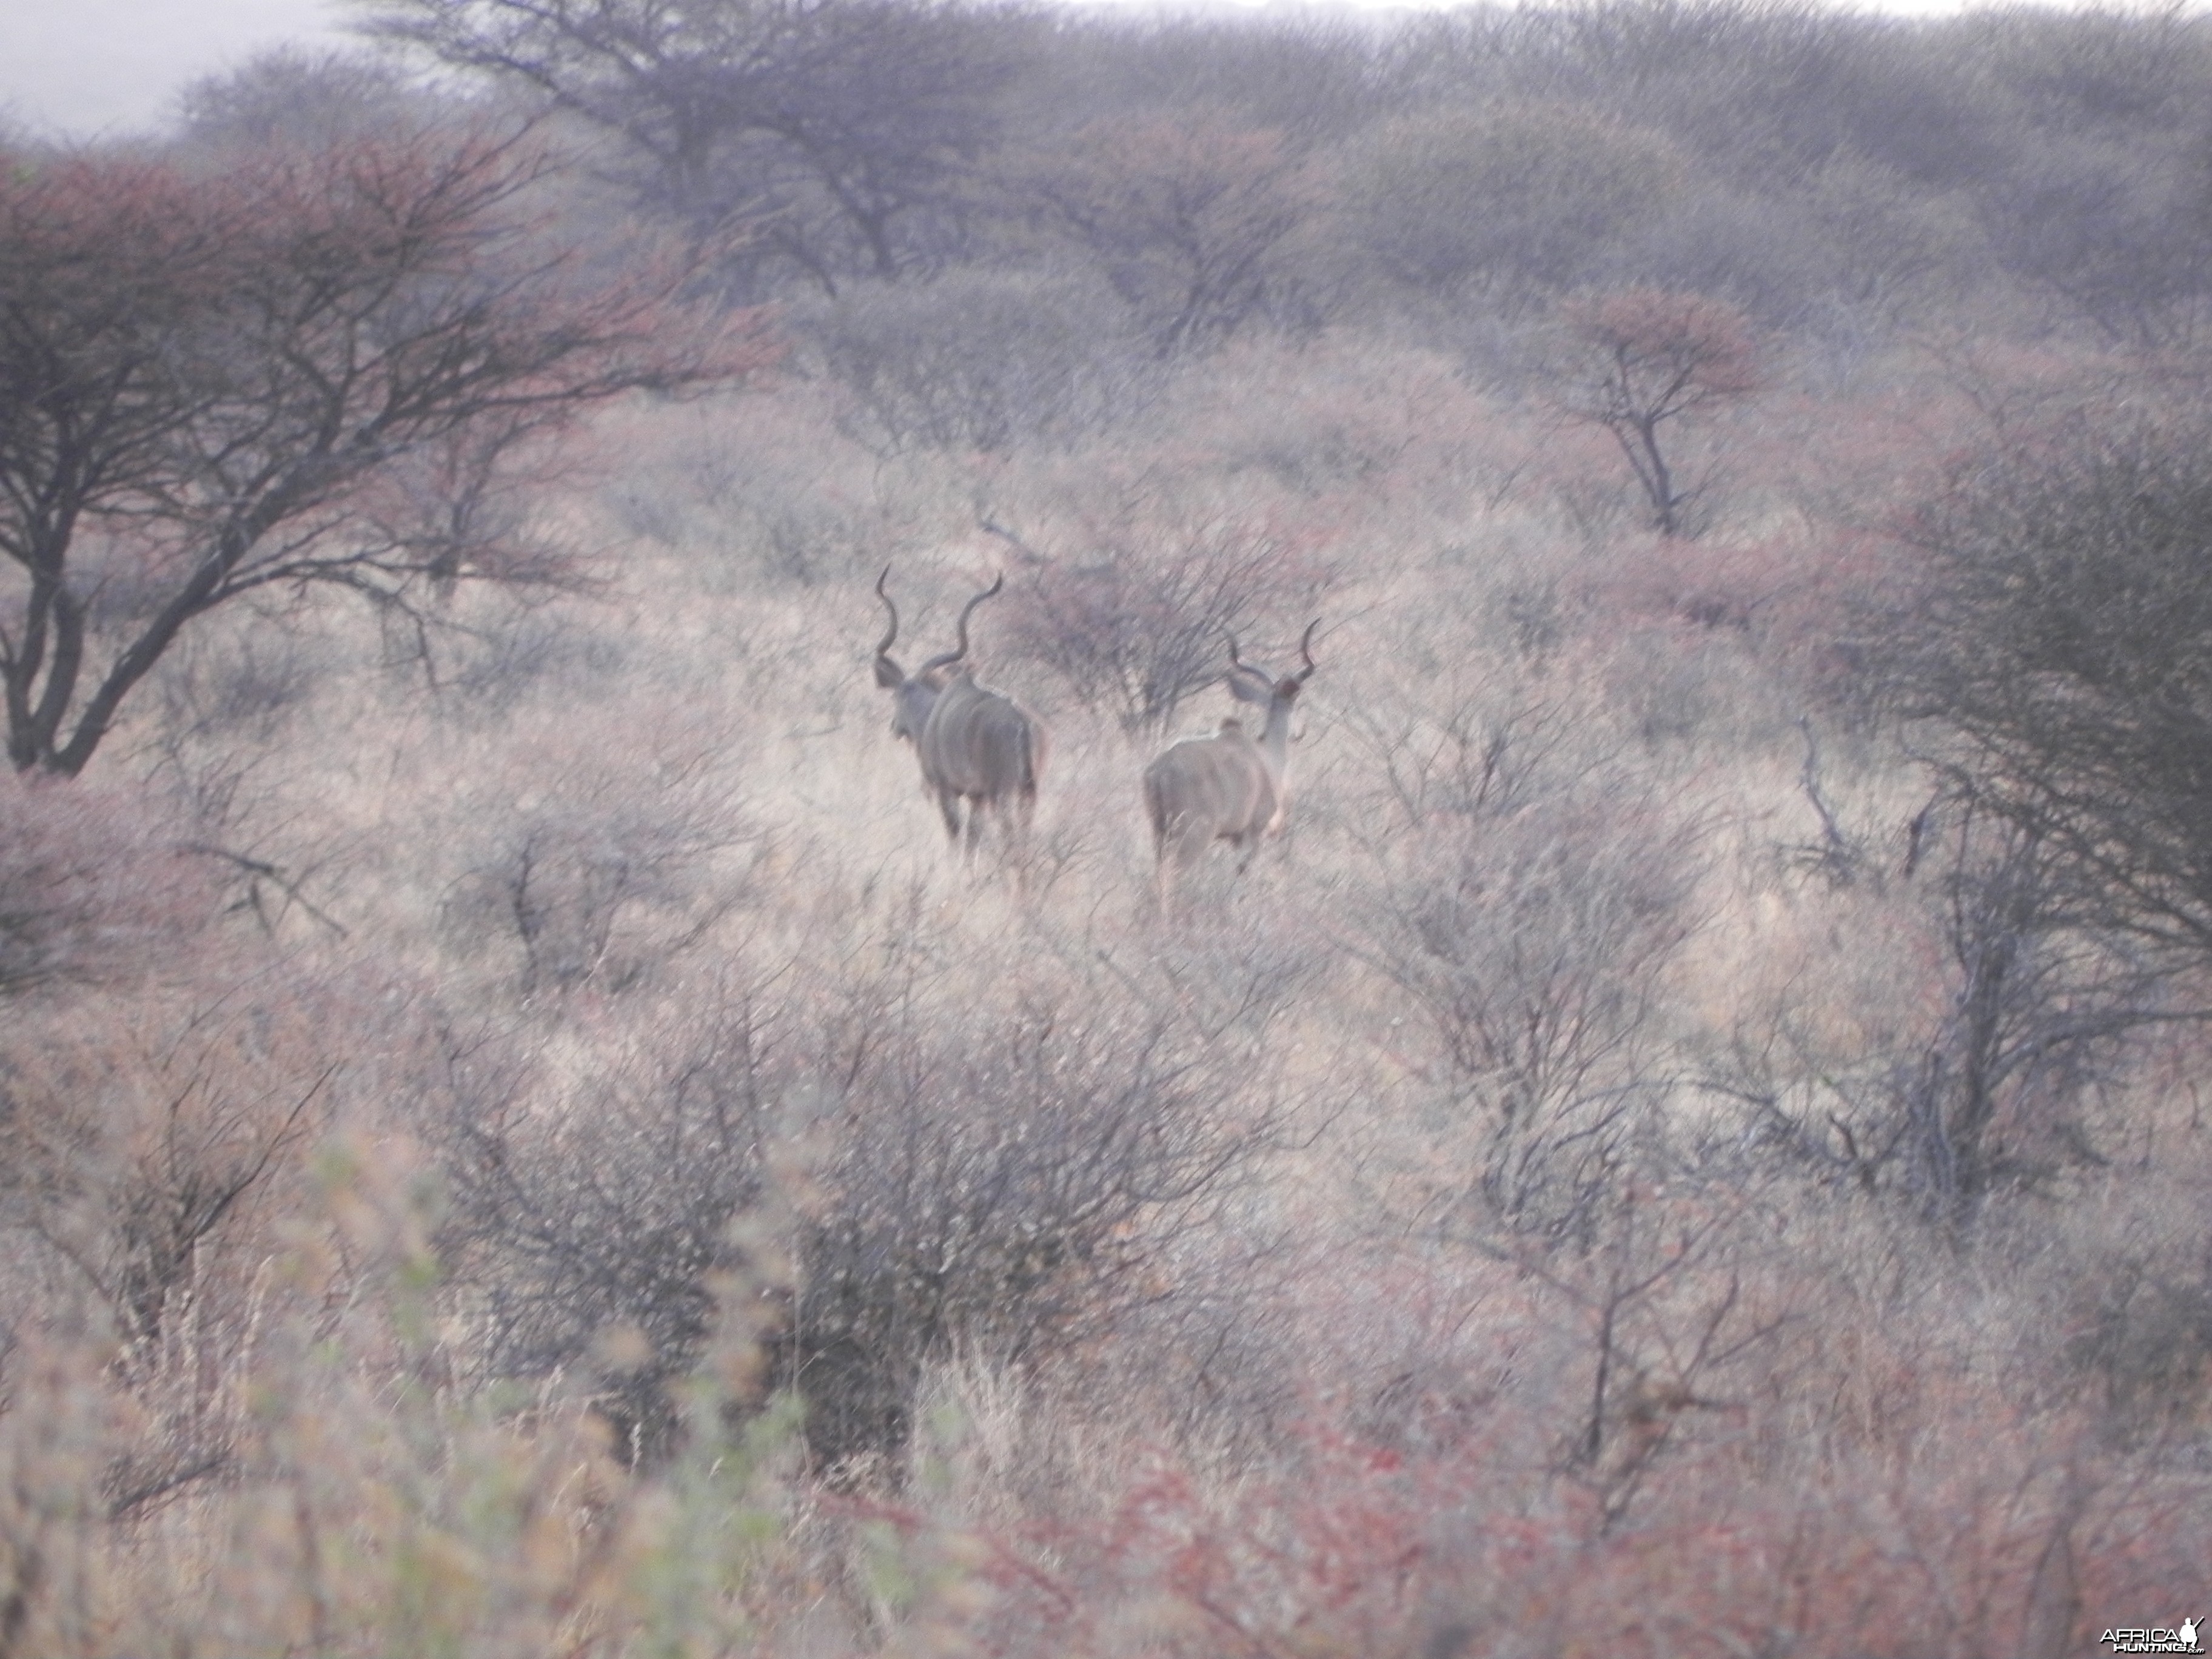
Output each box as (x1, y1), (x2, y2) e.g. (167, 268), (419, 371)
(3, 0), (2212, 1651)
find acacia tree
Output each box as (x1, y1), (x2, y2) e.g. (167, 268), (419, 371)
(359, 0), (1023, 294)
(0, 135), (773, 776)
(1717, 413), (2212, 1230)
(1337, 104), (1685, 309)
(1014, 112), (1316, 359)
(1556, 288), (1758, 537)
(1877, 416), (2212, 968)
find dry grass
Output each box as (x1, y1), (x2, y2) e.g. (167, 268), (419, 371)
(0, 322), (2202, 1656)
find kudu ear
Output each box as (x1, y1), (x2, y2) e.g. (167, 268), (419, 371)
(874, 654), (905, 689)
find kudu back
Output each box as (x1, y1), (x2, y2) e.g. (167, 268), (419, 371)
(1144, 622), (1317, 910)
(873, 568), (1045, 860)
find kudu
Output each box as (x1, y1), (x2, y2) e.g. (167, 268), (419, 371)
(873, 568), (1045, 860)
(1144, 622), (1318, 909)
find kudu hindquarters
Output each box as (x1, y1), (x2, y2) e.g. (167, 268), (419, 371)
(1144, 622), (1317, 907)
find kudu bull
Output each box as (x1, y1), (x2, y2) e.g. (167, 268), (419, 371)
(873, 568), (1045, 861)
(1144, 622), (1318, 910)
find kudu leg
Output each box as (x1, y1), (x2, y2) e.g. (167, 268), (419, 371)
(1154, 826), (1209, 920)
(1007, 788), (1038, 894)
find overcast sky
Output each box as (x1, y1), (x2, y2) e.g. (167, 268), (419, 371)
(2, 0), (1991, 142)
(0, 0), (352, 139)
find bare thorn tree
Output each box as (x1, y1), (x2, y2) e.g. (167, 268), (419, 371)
(1554, 288), (1758, 537)
(1358, 785), (1700, 1241)
(1005, 515), (1327, 737)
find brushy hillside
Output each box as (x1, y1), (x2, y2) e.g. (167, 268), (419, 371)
(2, 3), (2210, 1653)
